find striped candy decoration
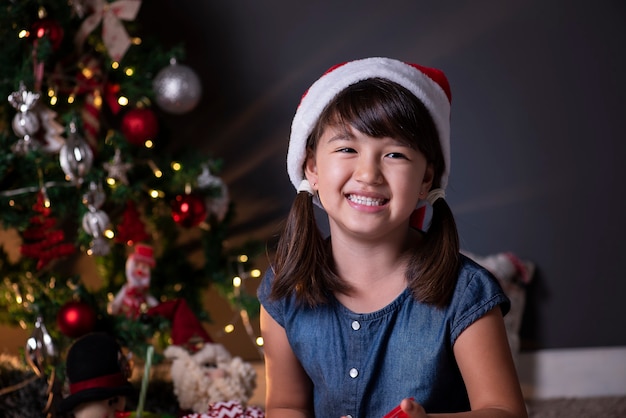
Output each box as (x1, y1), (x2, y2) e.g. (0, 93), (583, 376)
(181, 400), (265, 418)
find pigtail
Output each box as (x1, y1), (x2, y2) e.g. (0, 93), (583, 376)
(406, 198), (460, 307)
(271, 192), (345, 307)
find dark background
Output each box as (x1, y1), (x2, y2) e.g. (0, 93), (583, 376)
(139, 0), (626, 351)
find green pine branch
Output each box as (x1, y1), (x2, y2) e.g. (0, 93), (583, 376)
(0, 0), (262, 364)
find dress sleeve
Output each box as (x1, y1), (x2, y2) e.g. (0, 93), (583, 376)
(257, 268), (286, 327)
(449, 257), (511, 346)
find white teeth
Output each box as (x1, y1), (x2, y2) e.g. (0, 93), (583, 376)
(348, 195), (385, 206)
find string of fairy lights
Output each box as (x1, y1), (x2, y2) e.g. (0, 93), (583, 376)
(221, 255), (264, 355)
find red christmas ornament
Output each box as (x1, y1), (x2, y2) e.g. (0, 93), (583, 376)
(57, 300), (96, 338)
(30, 17), (64, 50)
(171, 193), (207, 228)
(120, 108), (159, 146)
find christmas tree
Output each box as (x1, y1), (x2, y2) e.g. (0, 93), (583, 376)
(0, 0), (263, 375)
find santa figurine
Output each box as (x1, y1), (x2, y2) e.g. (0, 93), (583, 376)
(109, 243), (159, 318)
(58, 332), (135, 418)
(148, 299), (259, 415)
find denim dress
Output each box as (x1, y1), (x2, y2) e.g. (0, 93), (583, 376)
(258, 254), (510, 418)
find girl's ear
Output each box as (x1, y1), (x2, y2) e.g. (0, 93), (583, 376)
(304, 150), (318, 188)
(421, 163), (435, 194)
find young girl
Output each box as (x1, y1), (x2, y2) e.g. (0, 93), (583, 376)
(258, 57), (527, 417)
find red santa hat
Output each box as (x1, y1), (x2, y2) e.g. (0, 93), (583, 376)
(130, 243), (155, 267)
(148, 299), (212, 351)
(287, 57), (452, 195)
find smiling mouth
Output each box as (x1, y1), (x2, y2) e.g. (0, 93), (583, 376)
(347, 194), (387, 206)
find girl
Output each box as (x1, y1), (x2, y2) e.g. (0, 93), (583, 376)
(258, 57), (527, 417)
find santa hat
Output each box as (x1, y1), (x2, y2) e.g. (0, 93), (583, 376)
(287, 57), (452, 195)
(130, 243), (155, 267)
(148, 299), (212, 351)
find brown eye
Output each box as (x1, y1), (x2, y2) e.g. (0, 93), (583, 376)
(108, 396), (120, 406)
(386, 152), (408, 159)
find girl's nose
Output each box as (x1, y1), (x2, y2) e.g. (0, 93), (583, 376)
(354, 156), (383, 185)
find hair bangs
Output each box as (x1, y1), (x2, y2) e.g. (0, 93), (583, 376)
(324, 78), (424, 148)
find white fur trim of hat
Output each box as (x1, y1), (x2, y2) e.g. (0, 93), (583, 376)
(287, 56), (452, 194)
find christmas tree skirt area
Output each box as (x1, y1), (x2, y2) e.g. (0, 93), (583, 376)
(0, 354), (266, 417)
(4, 353), (626, 417)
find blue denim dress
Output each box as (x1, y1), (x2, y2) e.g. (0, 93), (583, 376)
(258, 254), (510, 418)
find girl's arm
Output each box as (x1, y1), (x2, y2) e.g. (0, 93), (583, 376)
(400, 307), (528, 418)
(453, 306), (528, 417)
(260, 306), (314, 417)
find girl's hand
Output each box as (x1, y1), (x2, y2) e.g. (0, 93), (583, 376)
(340, 398), (426, 418)
(399, 397), (427, 418)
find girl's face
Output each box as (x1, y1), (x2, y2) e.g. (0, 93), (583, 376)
(305, 124), (433, 241)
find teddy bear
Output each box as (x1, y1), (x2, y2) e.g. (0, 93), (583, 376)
(164, 343), (257, 414)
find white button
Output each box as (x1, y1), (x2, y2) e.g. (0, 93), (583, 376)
(351, 320), (360, 330)
(349, 368), (358, 378)
(346, 415), (353, 418)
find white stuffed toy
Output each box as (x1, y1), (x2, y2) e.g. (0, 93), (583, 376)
(164, 343), (257, 413)
(463, 251), (534, 356)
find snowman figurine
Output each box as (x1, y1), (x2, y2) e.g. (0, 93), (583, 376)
(58, 332), (135, 418)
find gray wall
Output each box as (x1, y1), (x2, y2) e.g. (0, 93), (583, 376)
(142, 0), (626, 350)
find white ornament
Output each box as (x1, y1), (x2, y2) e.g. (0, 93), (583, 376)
(8, 82), (40, 114)
(8, 82), (41, 154)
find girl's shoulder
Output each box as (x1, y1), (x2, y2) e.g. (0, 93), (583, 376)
(456, 253), (503, 290)
(447, 254), (511, 343)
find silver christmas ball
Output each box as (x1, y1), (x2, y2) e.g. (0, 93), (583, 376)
(82, 210), (110, 238)
(153, 59), (202, 114)
(82, 210), (111, 256)
(59, 121), (93, 185)
(25, 316), (57, 376)
(12, 111), (40, 137)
